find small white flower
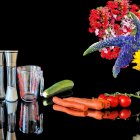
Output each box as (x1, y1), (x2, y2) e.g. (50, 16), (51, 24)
(113, 14), (117, 19)
(124, 15), (127, 19)
(95, 28), (99, 36)
(102, 48), (108, 53)
(131, 24), (136, 29)
(105, 29), (109, 35)
(122, 28), (127, 32)
(110, 29), (116, 37)
(110, 46), (114, 50)
(103, 36), (106, 40)
(124, 32), (130, 36)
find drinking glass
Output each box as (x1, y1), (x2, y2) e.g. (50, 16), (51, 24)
(17, 65), (44, 102)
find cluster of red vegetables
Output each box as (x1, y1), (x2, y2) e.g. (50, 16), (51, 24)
(98, 93), (131, 108)
(89, 0), (140, 60)
(96, 94), (132, 120)
(96, 108), (131, 120)
(52, 94), (132, 120)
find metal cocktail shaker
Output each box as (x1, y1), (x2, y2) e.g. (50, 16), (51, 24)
(5, 50), (18, 102)
(0, 51), (5, 99)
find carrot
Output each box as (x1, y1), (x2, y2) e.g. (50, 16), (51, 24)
(52, 96), (88, 111)
(87, 110), (104, 120)
(63, 97), (104, 110)
(53, 104), (87, 117)
(97, 99), (110, 109)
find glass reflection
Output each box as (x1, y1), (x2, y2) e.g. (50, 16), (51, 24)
(19, 100), (43, 135)
(0, 100), (5, 140)
(43, 90), (73, 107)
(6, 101), (18, 140)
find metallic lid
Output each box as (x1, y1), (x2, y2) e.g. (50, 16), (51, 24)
(5, 50), (18, 67)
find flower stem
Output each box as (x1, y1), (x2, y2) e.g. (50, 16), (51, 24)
(128, 94), (140, 99)
(105, 91), (140, 99)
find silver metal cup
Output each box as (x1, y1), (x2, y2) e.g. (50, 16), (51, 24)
(0, 51), (5, 99)
(5, 50), (18, 102)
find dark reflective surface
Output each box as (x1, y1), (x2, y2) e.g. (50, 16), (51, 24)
(0, 92), (140, 140)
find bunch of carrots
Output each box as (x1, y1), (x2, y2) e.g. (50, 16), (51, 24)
(52, 96), (111, 120)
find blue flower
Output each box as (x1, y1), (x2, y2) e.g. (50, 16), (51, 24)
(83, 12), (140, 78)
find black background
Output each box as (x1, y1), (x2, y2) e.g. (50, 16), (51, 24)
(1, 0), (140, 140)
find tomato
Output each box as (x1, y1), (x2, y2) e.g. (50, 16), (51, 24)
(119, 95), (131, 108)
(119, 109), (131, 119)
(116, 94), (121, 100)
(107, 96), (119, 108)
(103, 110), (119, 120)
(98, 94), (108, 100)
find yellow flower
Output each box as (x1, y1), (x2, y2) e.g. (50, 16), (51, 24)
(132, 50), (140, 71)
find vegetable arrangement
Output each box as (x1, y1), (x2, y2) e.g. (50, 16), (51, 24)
(41, 79), (140, 121)
(52, 96), (109, 117)
(52, 96), (133, 120)
(52, 91), (140, 120)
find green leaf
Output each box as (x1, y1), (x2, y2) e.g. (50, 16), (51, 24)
(131, 28), (137, 35)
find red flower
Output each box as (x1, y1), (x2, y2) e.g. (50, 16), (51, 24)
(101, 47), (120, 60)
(130, 4), (139, 12)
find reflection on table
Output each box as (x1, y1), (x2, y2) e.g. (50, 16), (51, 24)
(6, 100), (18, 140)
(0, 100), (5, 140)
(19, 100), (43, 135)
(0, 98), (44, 140)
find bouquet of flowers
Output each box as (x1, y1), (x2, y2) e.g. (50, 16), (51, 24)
(83, 0), (140, 78)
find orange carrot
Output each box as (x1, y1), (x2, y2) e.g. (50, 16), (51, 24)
(87, 110), (104, 120)
(97, 99), (110, 109)
(82, 98), (110, 109)
(63, 97), (104, 110)
(53, 104), (87, 117)
(52, 96), (88, 111)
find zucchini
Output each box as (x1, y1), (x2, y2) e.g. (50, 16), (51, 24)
(41, 80), (74, 98)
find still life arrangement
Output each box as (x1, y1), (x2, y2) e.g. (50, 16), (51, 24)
(0, 1), (140, 139)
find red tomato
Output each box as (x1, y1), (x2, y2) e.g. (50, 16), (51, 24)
(119, 109), (131, 119)
(119, 95), (131, 108)
(107, 96), (119, 108)
(103, 110), (119, 120)
(98, 94), (108, 100)
(116, 94), (121, 100)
